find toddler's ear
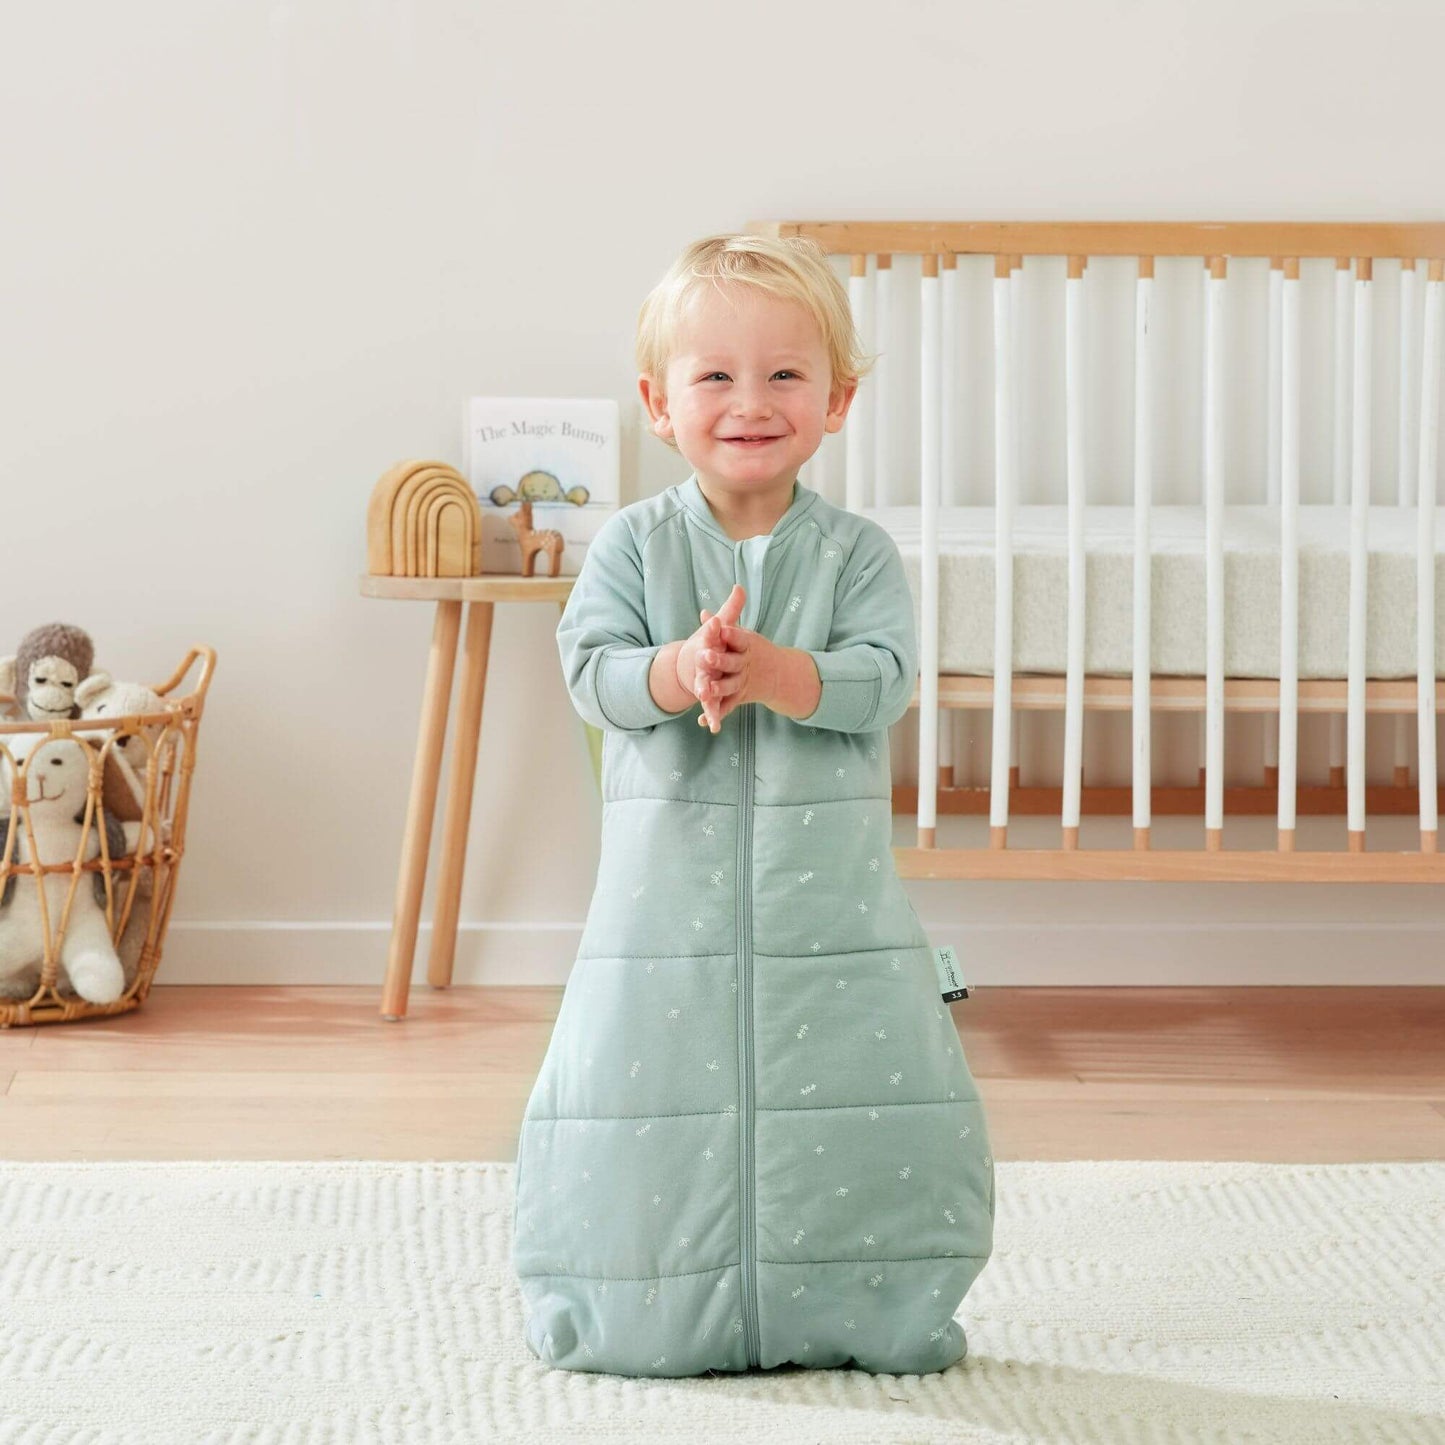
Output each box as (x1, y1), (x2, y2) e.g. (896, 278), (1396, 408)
(638, 374), (672, 439)
(824, 378), (859, 434)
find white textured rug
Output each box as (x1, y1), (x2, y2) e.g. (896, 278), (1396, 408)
(0, 1160), (1440, 1444)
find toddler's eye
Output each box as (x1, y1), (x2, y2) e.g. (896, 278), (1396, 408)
(701, 372), (729, 382)
(774, 371), (798, 380)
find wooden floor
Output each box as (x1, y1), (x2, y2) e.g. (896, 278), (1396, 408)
(0, 985), (1442, 1162)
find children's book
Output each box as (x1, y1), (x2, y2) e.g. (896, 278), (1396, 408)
(463, 397), (620, 576)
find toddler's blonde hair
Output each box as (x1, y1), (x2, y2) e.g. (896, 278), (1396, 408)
(636, 234), (876, 449)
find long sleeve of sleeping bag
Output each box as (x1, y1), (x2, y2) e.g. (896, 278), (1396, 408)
(799, 519), (919, 734)
(556, 511), (691, 734)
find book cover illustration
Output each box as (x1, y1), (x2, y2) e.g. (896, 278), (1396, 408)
(463, 397), (620, 576)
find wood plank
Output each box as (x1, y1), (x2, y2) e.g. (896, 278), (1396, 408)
(893, 781), (1445, 817)
(913, 674), (1445, 714)
(748, 220), (1445, 260)
(0, 1094), (526, 1162)
(0, 985), (1440, 1164)
(7, 1070), (520, 1099)
(893, 846), (1445, 880)
(0, 1029), (37, 1063)
(977, 1097), (1445, 1163)
(360, 574), (573, 603)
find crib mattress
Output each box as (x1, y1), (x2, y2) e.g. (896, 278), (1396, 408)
(870, 504), (1445, 680)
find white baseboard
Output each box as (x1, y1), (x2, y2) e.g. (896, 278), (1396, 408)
(159, 919), (1444, 986)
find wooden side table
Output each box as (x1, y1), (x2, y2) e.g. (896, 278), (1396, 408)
(361, 573), (599, 1020)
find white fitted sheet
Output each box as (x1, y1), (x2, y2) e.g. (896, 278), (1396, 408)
(870, 503), (1445, 679)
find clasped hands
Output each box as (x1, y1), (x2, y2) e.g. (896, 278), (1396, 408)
(674, 584), (776, 733)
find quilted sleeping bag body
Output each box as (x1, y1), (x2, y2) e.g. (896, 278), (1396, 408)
(512, 473), (995, 1377)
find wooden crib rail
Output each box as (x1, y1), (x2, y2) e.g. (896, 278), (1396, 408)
(748, 221), (1445, 261)
(748, 219), (1445, 880)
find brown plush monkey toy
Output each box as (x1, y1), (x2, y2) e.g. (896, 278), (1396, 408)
(0, 623), (96, 722)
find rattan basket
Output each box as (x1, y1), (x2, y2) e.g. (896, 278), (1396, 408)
(0, 645), (216, 1028)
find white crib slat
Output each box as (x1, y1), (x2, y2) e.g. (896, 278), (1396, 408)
(990, 257), (1016, 842)
(1014, 257), (1026, 502)
(1133, 260), (1153, 839)
(1279, 259), (1302, 845)
(1264, 262), (1283, 777)
(1347, 260), (1373, 848)
(941, 253), (962, 789)
(918, 255), (941, 846)
(1396, 260), (1420, 785)
(874, 256), (893, 508)
(942, 254), (959, 504)
(1332, 259), (1353, 503)
(1417, 261), (1443, 848)
(846, 256), (872, 512)
(1400, 261), (1420, 506)
(1204, 257), (1226, 846)
(1267, 263), (1283, 506)
(1063, 256), (1087, 845)
(1330, 260), (1352, 783)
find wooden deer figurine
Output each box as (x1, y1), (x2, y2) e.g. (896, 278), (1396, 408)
(508, 499), (565, 578)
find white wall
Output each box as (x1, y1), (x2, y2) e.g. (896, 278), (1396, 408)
(4, 0), (1443, 989)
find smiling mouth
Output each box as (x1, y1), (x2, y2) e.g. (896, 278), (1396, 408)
(725, 436), (779, 445)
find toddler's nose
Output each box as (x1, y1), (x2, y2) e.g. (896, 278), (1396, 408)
(732, 388), (773, 419)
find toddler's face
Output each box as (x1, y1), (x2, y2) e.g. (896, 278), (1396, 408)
(640, 284), (855, 504)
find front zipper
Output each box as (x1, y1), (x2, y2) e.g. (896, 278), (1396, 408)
(737, 699), (760, 1367)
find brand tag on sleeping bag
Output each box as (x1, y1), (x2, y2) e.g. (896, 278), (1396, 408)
(933, 945), (969, 1003)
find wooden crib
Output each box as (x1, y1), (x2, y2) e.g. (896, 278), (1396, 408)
(750, 221), (1445, 881)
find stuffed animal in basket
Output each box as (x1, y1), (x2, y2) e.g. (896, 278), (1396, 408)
(76, 673), (167, 831)
(0, 623), (96, 722)
(0, 732), (130, 1004)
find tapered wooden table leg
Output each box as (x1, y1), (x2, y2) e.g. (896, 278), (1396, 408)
(381, 600), (462, 1021)
(427, 601), (494, 990)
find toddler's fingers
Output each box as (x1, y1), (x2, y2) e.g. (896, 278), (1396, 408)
(720, 583), (746, 623)
(693, 672), (726, 724)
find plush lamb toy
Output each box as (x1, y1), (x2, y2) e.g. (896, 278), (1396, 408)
(0, 732), (128, 1004)
(76, 673), (167, 835)
(0, 623), (96, 722)
(76, 674), (164, 735)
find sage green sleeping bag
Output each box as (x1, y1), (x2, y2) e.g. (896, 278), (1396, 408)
(512, 473), (995, 1377)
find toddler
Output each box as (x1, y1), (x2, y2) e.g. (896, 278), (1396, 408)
(511, 234), (995, 1378)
